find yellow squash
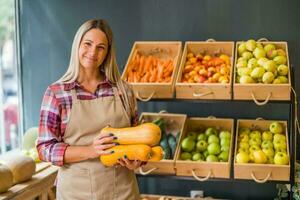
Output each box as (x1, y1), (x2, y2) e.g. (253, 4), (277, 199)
(101, 123), (161, 146)
(100, 144), (152, 167)
(149, 146), (164, 161)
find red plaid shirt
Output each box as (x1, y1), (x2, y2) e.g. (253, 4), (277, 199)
(37, 79), (138, 166)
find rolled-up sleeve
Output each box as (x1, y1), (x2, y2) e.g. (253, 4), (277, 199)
(37, 87), (69, 166)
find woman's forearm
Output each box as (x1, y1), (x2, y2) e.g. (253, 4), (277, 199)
(64, 145), (97, 164)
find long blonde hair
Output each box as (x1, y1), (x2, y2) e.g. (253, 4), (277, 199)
(57, 19), (136, 120)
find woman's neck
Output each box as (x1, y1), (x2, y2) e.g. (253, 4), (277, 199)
(77, 68), (104, 84)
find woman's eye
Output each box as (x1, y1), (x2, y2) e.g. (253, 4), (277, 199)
(84, 42), (91, 47)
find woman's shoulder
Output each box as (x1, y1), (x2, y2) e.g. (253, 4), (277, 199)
(45, 82), (73, 99)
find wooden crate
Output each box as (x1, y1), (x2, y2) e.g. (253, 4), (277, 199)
(234, 119), (290, 182)
(233, 41), (291, 102)
(140, 194), (215, 200)
(175, 41), (234, 99)
(175, 118), (234, 180)
(136, 112), (187, 175)
(122, 41), (182, 101)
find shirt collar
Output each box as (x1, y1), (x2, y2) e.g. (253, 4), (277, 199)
(63, 76), (113, 91)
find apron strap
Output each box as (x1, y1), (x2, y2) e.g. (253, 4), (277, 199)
(71, 89), (78, 103)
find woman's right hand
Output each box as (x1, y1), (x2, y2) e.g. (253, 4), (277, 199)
(88, 133), (117, 159)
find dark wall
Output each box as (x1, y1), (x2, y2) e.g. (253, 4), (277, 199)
(19, 0), (299, 199)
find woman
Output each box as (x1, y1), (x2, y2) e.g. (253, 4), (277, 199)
(37, 19), (141, 200)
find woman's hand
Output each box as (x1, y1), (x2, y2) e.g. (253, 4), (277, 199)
(117, 155), (145, 170)
(88, 132), (117, 159)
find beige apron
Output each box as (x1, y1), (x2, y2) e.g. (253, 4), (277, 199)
(56, 87), (140, 200)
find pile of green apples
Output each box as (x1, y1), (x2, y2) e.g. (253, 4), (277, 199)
(236, 39), (289, 84)
(180, 127), (231, 162)
(236, 121), (289, 165)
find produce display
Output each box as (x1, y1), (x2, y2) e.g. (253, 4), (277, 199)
(126, 50), (174, 83)
(235, 121), (289, 165)
(153, 118), (180, 160)
(236, 40), (289, 84)
(100, 123), (163, 166)
(21, 127), (41, 163)
(180, 52), (231, 84)
(179, 127), (231, 162)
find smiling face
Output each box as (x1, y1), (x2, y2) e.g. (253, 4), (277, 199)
(78, 28), (109, 70)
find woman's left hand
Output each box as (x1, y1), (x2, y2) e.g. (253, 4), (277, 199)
(117, 155), (143, 170)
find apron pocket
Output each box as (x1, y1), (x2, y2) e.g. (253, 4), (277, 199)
(57, 167), (92, 200)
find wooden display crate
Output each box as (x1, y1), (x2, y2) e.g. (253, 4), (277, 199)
(140, 194), (217, 200)
(234, 119), (290, 182)
(122, 41), (182, 101)
(136, 112), (187, 175)
(175, 41), (234, 99)
(233, 41), (291, 103)
(175, 117), (234, 180)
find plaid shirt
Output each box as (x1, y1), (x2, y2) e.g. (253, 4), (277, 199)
(37, 79), (138, 166)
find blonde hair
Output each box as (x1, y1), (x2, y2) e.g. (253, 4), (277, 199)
(57, 19), (136, 120)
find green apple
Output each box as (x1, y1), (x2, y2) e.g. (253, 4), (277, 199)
(273, 55), (287, 65)
(250, 67), (265, 79)
(250, 130), (262, 139)
(196, 140), (208, 152)
(207, 143), (221, 155)
(203, 150), (209, 158)
(237, 60), (248, 68)
(192, 152), (204, 161)
(238, 42), (247, 56)
(218, 151), (229, 162)
(273, 78), (281, 84)
(274, 152), (289, 165)
(276, 49), (286, 56)
(264, 44), (276, 52)
(262, 147), (275, 157)
(273, 134), (286, 143)
(257, 57), (269, 67)
(247, 58), (258, 69)
(29, 148), (41, 163)
(219, 130), (231, 139)
(262, 131), (273, 141)
(239, 75), (254, 84)
(277, 76), (288, 83)
(263, 60), (277, 73)
(220, 138), (230, 147)
(267, 156), (274, 164)
(181, 137), (196, 152)
(269, 122), (284, 134)
(249, 138), (262, 146)
(205, 127), (218, 136)
(221, 146), (230, 152)
(239, 134), (249, 143)
(238, 68), (252, 76)
(266, 49), (278, 59)
(245, 39), (257, 51)
(273, 140), (287, 151)
(239, 127), (251, 135)
(237, 57), (247, 63)
(262, 72), (275, 84)
(187, 131), (198, 140)
(236, 152), (250, 163)
(277, 64), (288, 76)
(261, 140), (273, 149)
(275, 148), (287, 154)
(180, 152), (192, 160)
(249, 145), (261, 153)
(242, 51), (253, 60)
(253, 47), (266, 59)
(238, 147), (250, 154)
(197, 133), (207, 141)
(253, 150), (267, 164)
(208, 135), (220, 144)
(206, 155), (219, 162)
(256, 43), (264, 49)
(239, 142), (249, 149)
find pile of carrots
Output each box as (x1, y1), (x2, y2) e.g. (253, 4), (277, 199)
(126, 51), (174, 83)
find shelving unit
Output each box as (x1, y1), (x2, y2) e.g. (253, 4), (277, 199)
(136, 67), (297, 199)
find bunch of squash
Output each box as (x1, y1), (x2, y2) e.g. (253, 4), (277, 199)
(100, 123), (164, 166)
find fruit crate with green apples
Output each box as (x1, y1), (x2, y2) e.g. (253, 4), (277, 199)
(175, 40), (234, 100)
(234, 119), (290, 182)
(136, 112), (187, 175)
(233, 39), (291, 103)
(121, 41), (182, 101)
(175, 117), (234, 180)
